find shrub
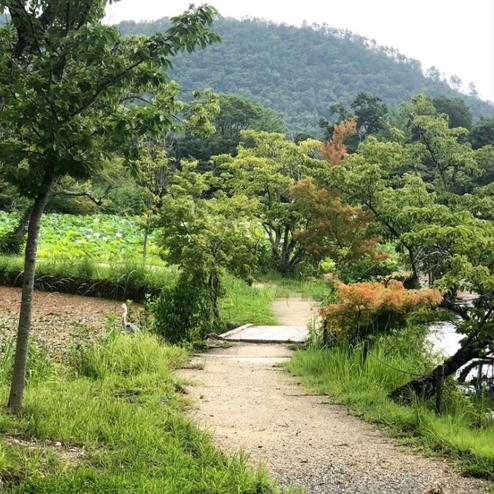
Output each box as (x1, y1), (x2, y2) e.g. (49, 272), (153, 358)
(152, 273), (220, 344)
(0, 231), (23, 255)
(320, 279), (442, 342)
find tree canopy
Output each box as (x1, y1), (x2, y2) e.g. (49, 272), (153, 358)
(0, 0), (220, 411)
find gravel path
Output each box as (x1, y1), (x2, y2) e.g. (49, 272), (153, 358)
(177, 343), (488, 494)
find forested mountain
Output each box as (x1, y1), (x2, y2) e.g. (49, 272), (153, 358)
(117, 17), (493, 135)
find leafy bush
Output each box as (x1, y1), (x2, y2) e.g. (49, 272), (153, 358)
(320, 279), (442, 342)
(152, 274), (220, 344)
(338, 253), (399, 283)
(0, 231), (23, 255)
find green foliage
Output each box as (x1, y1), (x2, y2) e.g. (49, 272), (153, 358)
(287, 334), (493, 479)
(0, 212), (161, 262)
(152, 273), (219, 344)
(0, 230), (22, 255)
(0, 4), (221, 200)
(174, 93), (286, 168)
(337, 252), (399, 284)
(432, 95), (473, 130)
(156, 160), (260, 328)
(117, 17), (493, 136)
(469, 117), (494, 150)
(219, 130), (324, 274)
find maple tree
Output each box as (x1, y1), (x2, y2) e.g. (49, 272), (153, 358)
(320, 279), (442, 342)
(290, 178), (381, 274)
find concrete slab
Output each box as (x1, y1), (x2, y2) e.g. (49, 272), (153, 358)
(221, 325), (309, 343)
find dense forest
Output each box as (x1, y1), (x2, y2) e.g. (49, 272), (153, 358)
(117, 17), (493, 135)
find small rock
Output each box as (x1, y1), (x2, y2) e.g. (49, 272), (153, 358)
(424, 483), (446, 494)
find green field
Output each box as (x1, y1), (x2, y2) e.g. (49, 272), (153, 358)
(0, 212), (161, 263)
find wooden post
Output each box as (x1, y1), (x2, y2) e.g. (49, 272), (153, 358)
(476, 362), (483, 396)
(362, 340), (369, 366)
(322, 320), (328, 348)
(435, 364), (444, 415)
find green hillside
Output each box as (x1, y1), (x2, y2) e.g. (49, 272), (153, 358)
(117, 17), (493, 135)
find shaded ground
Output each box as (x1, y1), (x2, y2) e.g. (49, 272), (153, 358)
(0, 286), (135, 357)
(178, 344), (488, 494)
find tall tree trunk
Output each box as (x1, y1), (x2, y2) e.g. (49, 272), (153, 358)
(389, 338), (485, 403)
(8, 172), (54, 412)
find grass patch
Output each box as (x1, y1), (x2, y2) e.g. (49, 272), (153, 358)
(219, 274), (279, 325)
(0, 330), (292, 493)
(285, 332), (493, 480)
(256, 271), (332, 301)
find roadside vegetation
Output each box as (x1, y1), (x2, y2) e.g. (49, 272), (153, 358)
(287, 330), (494, 479)
(0, 326), (291, 493)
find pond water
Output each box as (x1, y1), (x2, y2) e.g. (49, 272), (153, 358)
(428, 319), (493, 380)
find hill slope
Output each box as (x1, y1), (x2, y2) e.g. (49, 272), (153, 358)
(118, 17), (492, 135)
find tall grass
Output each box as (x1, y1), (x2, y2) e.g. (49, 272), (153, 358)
(286, 331), (494, 479)
(0, 330), (292, 493)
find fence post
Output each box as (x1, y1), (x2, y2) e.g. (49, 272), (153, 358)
(476, 362), (483, 396)
(362, 340), (369, 366)
(322, 320), (328, 348)
(435, 364), (444, 415)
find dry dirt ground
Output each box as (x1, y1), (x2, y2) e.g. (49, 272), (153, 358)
(0, 286), (135, 356)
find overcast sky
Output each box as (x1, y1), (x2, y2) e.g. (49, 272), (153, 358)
(105, 0), (494, 103)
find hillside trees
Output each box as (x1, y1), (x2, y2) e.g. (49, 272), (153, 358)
(122, 17), (493, 135)
(0, 0), (220, 411)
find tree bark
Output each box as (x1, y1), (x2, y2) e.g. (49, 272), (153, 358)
(8, 171), (54, 412)
(13, 206), (33, 244)
(388, 338), (485, 403)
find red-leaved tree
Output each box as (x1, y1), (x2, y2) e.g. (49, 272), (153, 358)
(290, 178), (382, 273)
(319, 117), (357, 165)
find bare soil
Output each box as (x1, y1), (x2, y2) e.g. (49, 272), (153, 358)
(178, 344), (488, 494)
(0, 286), (136, 357)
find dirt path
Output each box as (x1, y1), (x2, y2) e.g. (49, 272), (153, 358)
(271, 296), (319, 327)
(177, 343), (488, 494)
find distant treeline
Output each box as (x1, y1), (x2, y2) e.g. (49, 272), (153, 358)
(117, 17), (493, 135)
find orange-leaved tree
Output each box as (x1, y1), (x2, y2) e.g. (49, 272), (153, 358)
(290, 178), (383, 273)
(319, 117), (357, 165)
(320, 279), (442, 343)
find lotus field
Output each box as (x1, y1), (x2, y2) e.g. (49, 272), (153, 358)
(0, 212), (160, 262)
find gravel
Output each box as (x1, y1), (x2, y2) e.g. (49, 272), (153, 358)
(177, 343), (489, 494)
